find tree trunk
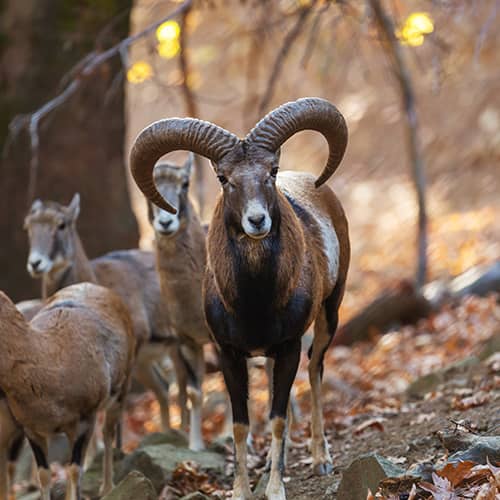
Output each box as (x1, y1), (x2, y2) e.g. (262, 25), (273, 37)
(0, 0), (138, 301)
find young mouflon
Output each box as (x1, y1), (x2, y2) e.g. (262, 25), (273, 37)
(0, 283), (136, 500)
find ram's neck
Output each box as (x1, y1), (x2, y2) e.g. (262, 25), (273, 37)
(42, 230), (97, 298)
(208, 193), (305, 315)
(155, 201), (206, 278)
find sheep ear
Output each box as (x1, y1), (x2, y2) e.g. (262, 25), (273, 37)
(67, 193), (80, 221)
(184, 153), (194, 177)
(31, 199), (42, 212)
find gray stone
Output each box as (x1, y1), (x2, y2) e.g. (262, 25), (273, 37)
(102, 471), (157, 500)
(406, 356), (479, 398)
(337, 454), (405, 500)
(115, 444), (225, 494)
(82, 449), (126, 499)
(479, 332), (500, 360)
(180, 493), (211, 500)
(139, 430), (189, 449)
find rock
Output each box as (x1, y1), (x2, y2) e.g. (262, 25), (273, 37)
(406, 356), (479, 398)
(253, 470), (270, 498)
(82, 449), (126, 499)
(337, 454), (405, 500)
(180, 493), (210, 500)
(479, 332), (500, 360)
(139, 430), (189, 449)
(102, 471), (157, 500)
(115, 444), (225, 494)
(438, 431), (500, 464)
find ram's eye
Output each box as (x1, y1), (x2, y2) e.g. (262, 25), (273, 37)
(270, 167), (279, 178)
(182, 181), (189, 189)
(58, 222), (66, 230)
(217, 175), (228, 185)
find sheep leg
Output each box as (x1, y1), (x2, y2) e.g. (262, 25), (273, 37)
(308, 304), (337, 476)
(6, 434), (24, 500)
(220, 348), (251, 500)
(134, 346), (172, 432)
(265, 339), (301, 500)
(0, 447), (7, 500)
(187, 343), (205, 451)
(101, 403), (121, 497)
(27, 436), (50, 500)
(177, 342), (205, 450)
(65, 420), (94, 500)
(168, 343), (189, 431)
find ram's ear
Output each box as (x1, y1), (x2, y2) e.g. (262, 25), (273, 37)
(67, 193), (81, 221)
(30, 199), (43, 212)
(184, 153), (194, 177)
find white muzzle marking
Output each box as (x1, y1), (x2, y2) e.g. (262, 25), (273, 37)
(241, 200), (272, 239)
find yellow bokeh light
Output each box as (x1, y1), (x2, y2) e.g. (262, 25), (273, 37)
(157, 39), (180, 59)
(127, 61), (153, 84)
(156, 20), (181, 43)
(397, 12), (434, 47)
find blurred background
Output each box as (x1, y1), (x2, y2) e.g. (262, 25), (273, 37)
(1, 0), (498, 312)
(1, 1), (499, 497)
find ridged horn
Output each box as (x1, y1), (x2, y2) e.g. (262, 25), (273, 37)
(246, 97), (348, 187)
(130, 118), (239, 213)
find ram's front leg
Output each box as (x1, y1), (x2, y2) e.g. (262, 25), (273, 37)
(220, 347), (252, 500)
(266, 339), (301, 500)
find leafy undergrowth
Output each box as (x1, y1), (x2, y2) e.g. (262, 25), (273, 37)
(121, 293), (499, 498)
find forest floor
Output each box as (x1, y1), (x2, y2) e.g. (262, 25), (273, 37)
(122, 293), (499, 499)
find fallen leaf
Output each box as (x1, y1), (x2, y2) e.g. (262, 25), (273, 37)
(436, 460), (475, 486)
(452, 390), (490, 410)
(420, 472), (459, 499)
(354, 417), (386, 435)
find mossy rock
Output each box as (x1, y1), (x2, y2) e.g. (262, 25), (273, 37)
(115, 444), (225, 494)
(102, 471), (157, 500)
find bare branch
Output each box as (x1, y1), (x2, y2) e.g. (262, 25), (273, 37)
(369, 0), (428, 289)
(258, 1), (316, 115)
(3, 0), (193, 205)
(474, 0), (499, 63)
(178, 4), (206, 219)
(300, 2), (330, 69)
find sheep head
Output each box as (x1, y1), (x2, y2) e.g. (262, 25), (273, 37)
(130, 98), (347, 240)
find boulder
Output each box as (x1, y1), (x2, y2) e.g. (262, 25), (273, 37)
(102, 471), (157, 500)
(115, 444), (225, 494)
(337, 454), (405, 500)
(139, 430), (189, 449)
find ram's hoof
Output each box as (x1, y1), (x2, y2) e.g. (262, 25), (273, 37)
(313, 461), (333, 476)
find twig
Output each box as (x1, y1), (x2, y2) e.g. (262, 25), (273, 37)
(474, 0), (499, 64)
(4, 0), (193, 206)
(300, 2), (330, 69)
(369, 0), (428, 289)
(448, 419), (480, 435)
(258, 1), (316, 115)
(178, 4), (206, 219)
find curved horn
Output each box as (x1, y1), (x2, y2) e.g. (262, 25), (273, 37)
(130, 118), (239, 213)
(246, 97), (348, 188)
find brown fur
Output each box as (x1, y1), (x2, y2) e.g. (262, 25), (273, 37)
(0, 284), (135, 499)
(151, 161), (211, 450)
(23, 196), (178, 434)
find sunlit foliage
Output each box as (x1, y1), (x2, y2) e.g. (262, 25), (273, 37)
(397, 12), (434, 47)
(127, 61), (153, 83)
(156, 20), (181, 59)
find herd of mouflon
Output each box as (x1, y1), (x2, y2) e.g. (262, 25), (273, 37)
(0, 98), (350, 500)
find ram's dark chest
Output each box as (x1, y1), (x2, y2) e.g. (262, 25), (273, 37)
(205, 277), (312, 356)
